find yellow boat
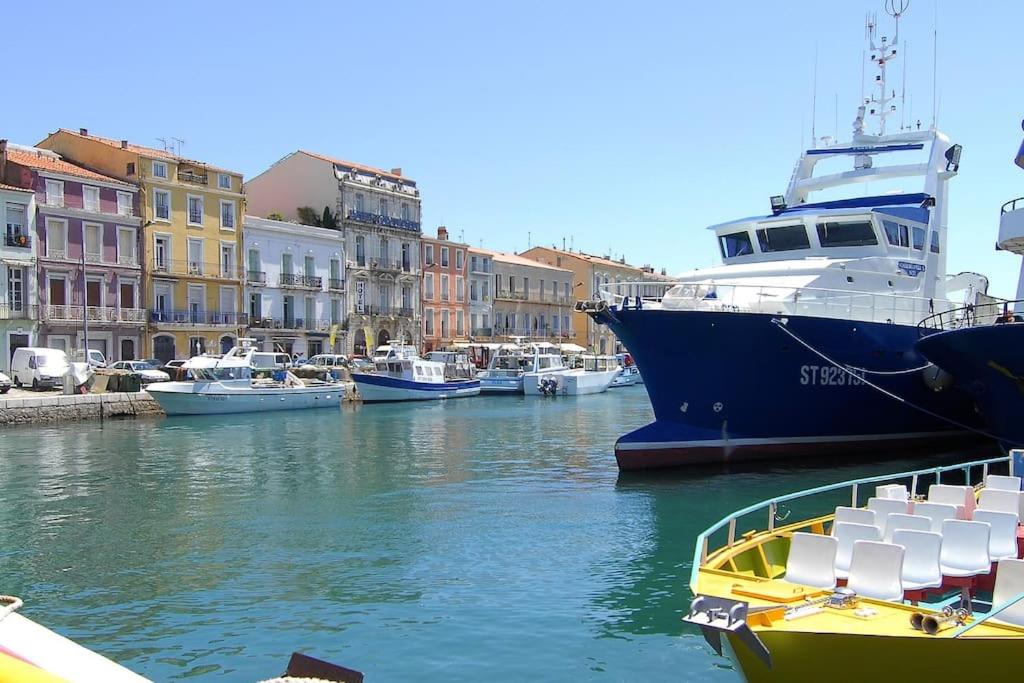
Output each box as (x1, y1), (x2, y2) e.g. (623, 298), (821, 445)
(685, 455), (1024, 682)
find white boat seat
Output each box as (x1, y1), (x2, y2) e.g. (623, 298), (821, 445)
(892, 529), (943, 591)
(939, 519), (991, 578)
(783, 532), (838, 589)
(991, 558), (1024, 627)
(928, 484), (975, 519)
(986, 474), (1022, 492)
(883, 513), (932, 544)
(978, 488), (1024, 519)
(913, 502), (959, 533)
(876, 483), (909, 501)
(831, 506), (878, 534)
(972, 509), (1020, 561)
(847, 540), (905, 601)
(868, 497), (910, 537)
(834, 522), (882, 580)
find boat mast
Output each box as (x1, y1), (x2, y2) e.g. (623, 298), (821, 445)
(864, 0), (908, 138)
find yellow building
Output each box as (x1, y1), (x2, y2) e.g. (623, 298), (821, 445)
(38, 129), (245, 360)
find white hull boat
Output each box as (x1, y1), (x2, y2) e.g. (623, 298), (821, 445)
(610, 365), (642, 387)
(354, 343), (481, 402)
(148, 378), (347, 415)
(527, 354), (620, 396)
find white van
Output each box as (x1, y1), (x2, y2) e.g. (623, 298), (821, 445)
(73, 348), (107, 368)
(250, 352), (291, 370)
(11, 347), (70, 390)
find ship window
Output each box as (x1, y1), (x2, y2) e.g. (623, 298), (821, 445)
(930, 231), (941, 254)
(718, 231), (754, 258)
(816, 221), (877, 247)
(912, 226), (926, 250)
(755, 224), (810, 252)
(882, 220), (909, 247)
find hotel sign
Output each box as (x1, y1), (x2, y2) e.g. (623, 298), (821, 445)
(356, 280), (365, 313)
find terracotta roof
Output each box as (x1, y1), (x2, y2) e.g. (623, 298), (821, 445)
(51, 129), (241, 176)
(299, 150), (409, 182)
(472, 247), (572, 272)
(0, 182), (34, 194)
(6, 149), (131, 185)
(522, 246), (642, 271)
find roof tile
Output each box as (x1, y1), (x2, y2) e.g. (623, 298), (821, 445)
(6, 149), (131, 185)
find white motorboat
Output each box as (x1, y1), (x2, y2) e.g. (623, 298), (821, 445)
(610, 354), (642, 387)
(522, 344), (576, 395)
(352, 344), (480, 402)
(476, 344), (528, 394)
(147, 343), (351, 415)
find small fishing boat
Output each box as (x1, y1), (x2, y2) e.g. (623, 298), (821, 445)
(351, 344), (480, 402)
(476, 344), (528, 394)
(525, 352), (619, 396)
(146, 342), (351, 415)
(521, 344), (573, 395)
(685, 454), (1024, 682)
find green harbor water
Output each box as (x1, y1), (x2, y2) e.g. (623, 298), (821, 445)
(0, 387), (978, 681)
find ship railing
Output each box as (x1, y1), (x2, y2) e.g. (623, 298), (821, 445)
(917, 297), (1024, 334)
(600, 280), (958, 326)
(690, 455), (1011, 593)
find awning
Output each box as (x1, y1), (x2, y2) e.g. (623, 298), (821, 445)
(559, 343), (586, 353)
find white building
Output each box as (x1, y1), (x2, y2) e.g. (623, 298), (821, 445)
(244, 151), (421, 356)
(467, 248), (493, 338)
(243, 215), (346, 357)
(0, 182), (38, 371)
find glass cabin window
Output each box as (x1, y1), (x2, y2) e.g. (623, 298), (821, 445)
(755, 224), (810, 252)
(882, 220), (909, 247)
(912, 226), (926, 250)
(718, 231), (754, 258)
(930, 231), (941, 254)
(815, 221), (877, 248)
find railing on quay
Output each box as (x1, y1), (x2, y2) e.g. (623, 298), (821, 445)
(690, 455), (1011, 592)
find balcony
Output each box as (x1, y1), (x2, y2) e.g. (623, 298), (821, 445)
(149, 309), (248, 326)
(177, 170), (208, 185)
(346, 210), (420, 232)
(45, 305), (147, 324)
(398, 307), (415, 318)
(5, 233), (31, 249)
(249, 317), (332, 332)
(495, 289), (527, 301)
(329, 278), (345, 291)
(370, 259), (401, 272)
(0, 303), (36, 320)
(117, 254), (139, 267)
(353, 305), (411, 317)
(280, 273), (323, 289)
(150, 259), (241, 279)
(471, 327), (493, 337)
(248, 270), (267, 285)
(84, 251), (103, 264)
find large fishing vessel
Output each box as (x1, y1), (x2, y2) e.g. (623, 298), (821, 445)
(583, 6), (987, 469)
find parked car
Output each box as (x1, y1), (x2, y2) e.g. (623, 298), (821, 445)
(10, 347), (69, 390)
(162, 359), (189, 380)
(251, 352), (292, 370)
(302, 354), (349, 370)
(73, 348), (108, 368)
(109, 360), (171, 384)
(0, 371), (11, 394)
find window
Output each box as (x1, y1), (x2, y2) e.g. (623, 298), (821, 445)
(45, 218), (67, 258)
(7, 267), (24, 311)
(815, 221), (878, 248)
(755, 224), (810, 252)
(355, 235), (365, 266)
(83, 186), (100, 212)
(425, 273), (435, 299)
(441, 311), (449, 338)
(84, 223), (102, 262)
(249, 292), (262, 319)
(187, 195), (204, 225)
(401, 242), (411, 271)
(154, 189), (170, 221)
(456, 310), (464, 336)
(218, 173), (231, 190)
(219, 200), (236, 230)
(154, 235), (170, 271)
(45, 179), (64, 207)
(119, 279), (137, 310)
(355, 193), (364, 212)
(402, 285), (411, 309)
(5, 203), (25, 243)
(912, 226), (926, 250)
(425, 244), (434, 265)
(440, 247), (449, 267)
(401, 203), (409, 220)
(425, 309), (434, 336)
(331, 298), (342, 324)
(117, 192), (132, 216)
(882, 220), (910, 247)
(221, 244), (235, 278)
(305, 255), (316, 278)
(930, 231), (941, 254)
(470, 279), (479, 301)
(441, 274), (449, 301)
(456, 249), (464, 270)
(539, 279), (545, 300)
(456, 276), (465, 302)
(187, 239), (204, 275)
(281, 252), (293, 275)
(482, 279), (489, 300)
(718, 231), (753, 258)
(379, 236), (389, 263)
(152, 161), (168, 179)
(379, 198), (388, 216)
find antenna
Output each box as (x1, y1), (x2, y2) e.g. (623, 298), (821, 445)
(811, 44), (818, 147)
(528, 231), (531, 249)
(834, 93), (839, 142)
(900, 41), (908, 130)
(931, 0), (938, 129)
(156, 137), (168, 152)
(172, 137), (186, 157)
(862, 0), (909, 136)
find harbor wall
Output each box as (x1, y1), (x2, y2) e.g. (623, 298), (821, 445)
(0, 392), (163, 426)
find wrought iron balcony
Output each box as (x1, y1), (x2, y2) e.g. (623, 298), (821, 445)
(398, 307), (415, 318)
(177, 170), (208, 185)
(5, 233), (31, 248)
(280, 273), (323, 289)
(149, 309), (248, 326)
(346, 210), (420, 232)
(471, 327), (493, 337)
(0, 303), (36, 320)
(248, 270), (267, 284)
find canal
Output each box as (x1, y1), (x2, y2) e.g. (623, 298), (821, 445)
(0, 387), (981, 681)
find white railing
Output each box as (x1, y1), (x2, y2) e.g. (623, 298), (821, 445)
(603, 280), (958, 327)
(46, 305), (147, 323)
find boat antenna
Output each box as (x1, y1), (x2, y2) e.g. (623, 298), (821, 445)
(811, 43), (818, 147)
(900, 41), (908, 130)
(864, 0), (908, 136)
(931, 0), (938, 129)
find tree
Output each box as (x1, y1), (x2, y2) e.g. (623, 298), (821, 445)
(267, 211), (285, 221)
(296, 206), (321, 227)
(321, 206), (339, 230)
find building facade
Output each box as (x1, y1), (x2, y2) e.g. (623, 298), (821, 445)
(421, 226), (468, 351)
(474, 248), (574, 342)
(0, 148), (38, 371)
(467, 248), (493, 339)
(37, 129), (246, 362)
(245, 150), (421, 356)
(243, 216), (346, 357)
(4, 143), (144, 362)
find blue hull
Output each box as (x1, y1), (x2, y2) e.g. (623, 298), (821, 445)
(915, 324), (1024, 450)
(598, 308), (986, 469)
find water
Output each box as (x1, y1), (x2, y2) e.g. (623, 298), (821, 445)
(0, 388), (976, 681)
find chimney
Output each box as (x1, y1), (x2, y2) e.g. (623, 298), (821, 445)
(390, 167), (402, 176)
(437, 225), (448, 241)
(121, 140), (129, 149)
(0, 139), (6, 182)
(79, 128), (88, 136)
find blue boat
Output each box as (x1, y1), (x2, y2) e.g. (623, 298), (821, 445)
(582, 19), (991, 469)
(352, 344), (480, 402)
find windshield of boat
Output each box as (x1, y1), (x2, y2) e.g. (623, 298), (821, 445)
(493, 356), (521, 370)
(718, 231), (754, 258)
(191, 366), (251, 381)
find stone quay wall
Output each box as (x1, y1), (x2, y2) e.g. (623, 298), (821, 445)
(0, 392), (163, 426)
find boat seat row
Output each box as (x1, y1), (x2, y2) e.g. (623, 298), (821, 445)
(873, 474), (1021, 503)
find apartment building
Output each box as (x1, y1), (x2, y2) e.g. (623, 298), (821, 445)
(421, 226), (468, 351)
(475, 248), (574, 342)
(0, 146), (38, 370)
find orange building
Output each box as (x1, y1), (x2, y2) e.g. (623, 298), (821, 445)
(420, 226), (469, 351)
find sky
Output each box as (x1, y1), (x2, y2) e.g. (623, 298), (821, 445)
(5, 0), (1024, 295)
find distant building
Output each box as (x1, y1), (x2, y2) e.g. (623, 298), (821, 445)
(245, 151), (421, 355)
(3, 141), (143, 362)
(243, 216), (346, 357)
(38, 128), (246, 362)
(467, 248), (493, 339)
(0, 144), (38, 371)
(474, 248), (574, 342)
(421, 226), (469, 351)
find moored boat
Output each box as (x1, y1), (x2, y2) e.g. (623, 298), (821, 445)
(476, 344), (528, 394)
(352, 344), (480, 402)
(610, 354), (642, 387)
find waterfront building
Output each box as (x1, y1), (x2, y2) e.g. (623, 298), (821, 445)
(474, 247), (574, 342)
(421, 226), (469, 351)
(467, 247), (493, 339)
(0, 145), (38, 370)
(37, 129), (246, 362)
(245, 151), (421, 355)
(242, 215), (346, 357)
(3, 142), (144, 362)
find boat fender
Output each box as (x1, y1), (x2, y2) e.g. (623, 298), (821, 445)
(922, 365), (953, 392)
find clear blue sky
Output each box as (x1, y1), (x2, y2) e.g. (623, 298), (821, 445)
(6, 0), (1024, 295)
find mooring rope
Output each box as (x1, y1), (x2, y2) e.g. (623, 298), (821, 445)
(0, 595), (23, 622)
(770, 318), (1023, 447)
